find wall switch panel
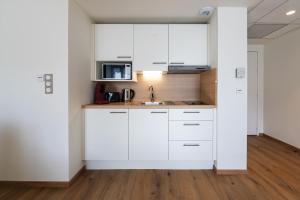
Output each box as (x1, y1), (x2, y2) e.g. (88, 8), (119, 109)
(235, 68), (245, 79)
(44, 74), (53, 94)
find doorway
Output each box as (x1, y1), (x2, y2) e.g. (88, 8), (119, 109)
(248, 51), (259, 135)
(247, 45), (264, 136)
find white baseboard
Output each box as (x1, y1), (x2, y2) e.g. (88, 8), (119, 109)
(86, 160), (213, 170)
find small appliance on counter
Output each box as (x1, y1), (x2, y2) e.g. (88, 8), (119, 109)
(94, 83), (109, 104)
(121, 88), (135, 102)
(105, 92), (121, 102)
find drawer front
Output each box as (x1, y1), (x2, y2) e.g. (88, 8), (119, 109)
(169, 109), (213, 121)
(169, 121), (213, 141)
(169, 141), (212, 161)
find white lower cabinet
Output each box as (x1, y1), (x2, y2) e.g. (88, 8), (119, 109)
(85, 109), (129, 160)
(85, 108), (214, 168)
(129, 109), (168, 160)
(169, 121), (213, 141)
(169, 109), (213, 161)
(169, 109), (213, 121)
(169, 141), (212, 161)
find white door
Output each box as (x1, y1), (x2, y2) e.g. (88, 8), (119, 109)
(133, 25), (168, 71)
(247, 52), (258, 135)
(169, 24), (208, 66)
(129, 109), (169, 160)
(95, 24), (133, 61)
(85, 109), (129, 160)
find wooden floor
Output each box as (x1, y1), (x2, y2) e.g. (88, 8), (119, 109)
(0, 135), (300, 200)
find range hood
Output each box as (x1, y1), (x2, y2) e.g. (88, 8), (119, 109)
(168, 65), (210, 74)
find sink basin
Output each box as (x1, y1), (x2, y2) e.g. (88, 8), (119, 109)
(142, 102), (163, 106)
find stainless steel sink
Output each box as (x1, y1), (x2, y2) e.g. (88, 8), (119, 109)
(141, 101), (175, 106)
(142, 101), (163, 106)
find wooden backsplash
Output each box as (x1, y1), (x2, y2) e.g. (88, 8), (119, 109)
(105, 74), (202, 101)
(200, 69), (217, 105)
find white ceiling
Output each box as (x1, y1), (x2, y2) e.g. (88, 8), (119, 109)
(248, 0), (300, 39)
(75, 0), (261, 23)
(75, 0), (300, 39)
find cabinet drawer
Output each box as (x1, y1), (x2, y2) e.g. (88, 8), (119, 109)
(169, 141), (212, 161)
(169, 121), (213, 141)
(169, 109), (213, 121)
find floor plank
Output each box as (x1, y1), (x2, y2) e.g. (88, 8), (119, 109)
(0, 135), (300, 200)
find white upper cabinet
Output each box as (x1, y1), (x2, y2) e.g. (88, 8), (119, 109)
(95, 24), (133, 61)
(133, 25), (168, 71)
(169, 24), (208, 66)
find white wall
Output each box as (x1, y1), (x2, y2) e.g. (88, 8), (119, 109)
(0, 0), (69, 181)
(264, 28), (300, 148)
(214, 7), (248, 170)
(68, 0), (93, 179)
(209, 11), (218, 69)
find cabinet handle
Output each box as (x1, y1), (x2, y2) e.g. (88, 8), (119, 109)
(170, 62), (184, 65)
(150, 111), (167, 114)
(183, 144), (200, 147)
(110, 112), (127, 114)
(117, 56), (132, 59)
(183, 111), (200, 114)
(153, 62), (167, 65)
(183, 123), (200, 126)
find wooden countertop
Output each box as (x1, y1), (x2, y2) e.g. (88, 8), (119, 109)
(82, 101), (216, 109)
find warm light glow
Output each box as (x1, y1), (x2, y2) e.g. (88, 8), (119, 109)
(286, 10), (296, 16)
(142, 71), (163, 80)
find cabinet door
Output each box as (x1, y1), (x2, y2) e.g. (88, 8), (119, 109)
(129, 109), (168, 160)
(85, 109), (129, 160)
(134, 25), (168, 71)
(169, 24), (208, 66)
(95, 24), (133, 61)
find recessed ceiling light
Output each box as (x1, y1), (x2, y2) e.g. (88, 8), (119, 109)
(286, 10), (296, 16)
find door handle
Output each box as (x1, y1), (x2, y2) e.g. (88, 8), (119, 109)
(183, 111), (200, 114)
(110, 112), (127, 114)
(150, 111), (167, 114)
(183, 123), (200, 126)
(183, 144), (200, 147)
(117, 56), (132, 59)
(152, 62), (167, 65)
(170, 62), (184, 65)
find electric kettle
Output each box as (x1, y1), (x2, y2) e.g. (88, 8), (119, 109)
(122, 89), (135, 102)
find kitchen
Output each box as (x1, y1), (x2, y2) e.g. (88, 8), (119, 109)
(0, 0), (247, 195)
(82, 20), (238, 171)
(2, 0), (300, 199)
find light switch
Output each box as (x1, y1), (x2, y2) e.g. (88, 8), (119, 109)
(44, 74), (53, 94)
(236, 89), (244, 94)
(36, 74), (44, 82)
(235, 68), (245, 79)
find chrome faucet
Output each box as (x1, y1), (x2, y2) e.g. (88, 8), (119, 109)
(149, 85), (155, 102)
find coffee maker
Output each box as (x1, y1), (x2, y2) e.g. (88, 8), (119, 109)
(94, 83), (109, 104)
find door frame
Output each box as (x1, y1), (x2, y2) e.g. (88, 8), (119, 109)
(248, 45), (264, 135)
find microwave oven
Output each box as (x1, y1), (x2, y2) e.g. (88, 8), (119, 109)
(97, 62), (132, 80)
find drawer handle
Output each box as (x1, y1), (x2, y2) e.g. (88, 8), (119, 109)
(170, 62), (184, 65)
(153, 62), (167, 65)
(110, 112), (127, 114)
(117, 56), (132, 59)
(183, 111), (200, 114)
(183, 144), (200, 147)
(151, 111), (167, 114)
(183, 123), (200, 126)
